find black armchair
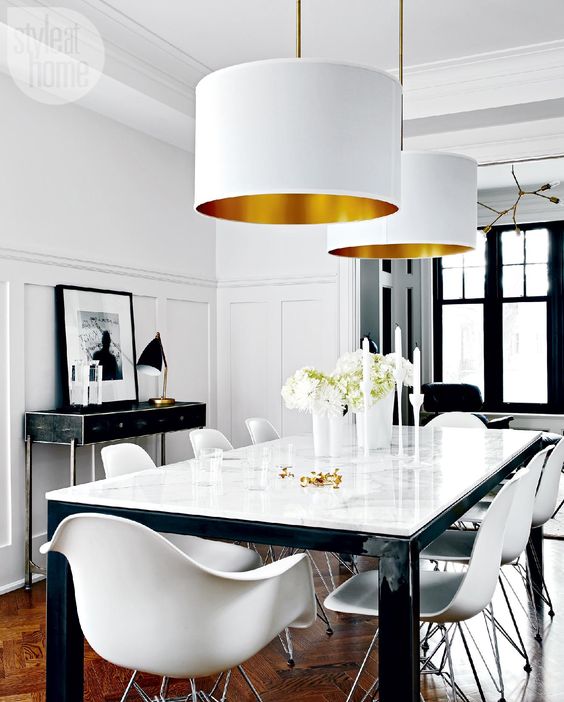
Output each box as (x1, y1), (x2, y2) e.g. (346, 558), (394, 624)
(422, 382), (513, 429)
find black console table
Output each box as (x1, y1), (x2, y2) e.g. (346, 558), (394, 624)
(24, 401), (206, 589)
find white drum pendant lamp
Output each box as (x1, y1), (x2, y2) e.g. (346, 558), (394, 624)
(327, 0), (478, 259)
(327, 151), (478, 258)
(194, 3), (402, 225)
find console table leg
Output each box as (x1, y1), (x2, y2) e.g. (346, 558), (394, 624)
(69, 439), (77, 487)
(24, 436), (32, 591)
(161, 433), (166, 466)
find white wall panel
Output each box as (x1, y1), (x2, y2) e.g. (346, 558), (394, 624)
(165, 298), (211, 463)
(228, 302), (269, 448)
(0, 282), (9, 549)
(280, 298), (338, 437)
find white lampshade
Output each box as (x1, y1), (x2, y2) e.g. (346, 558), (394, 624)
(194, 58), (402, 225)
(327, 151), (478, 258)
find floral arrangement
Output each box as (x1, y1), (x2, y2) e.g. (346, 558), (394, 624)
(281, 352), (414, 416)
(281, 367), (345, 418)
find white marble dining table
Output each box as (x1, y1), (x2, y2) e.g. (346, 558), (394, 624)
(44, 425), (544, 702)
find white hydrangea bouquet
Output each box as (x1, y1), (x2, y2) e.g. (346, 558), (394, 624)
(281, 353), (414, 456)
(332, 351), (413, 411)
(281, 367), (345, 418)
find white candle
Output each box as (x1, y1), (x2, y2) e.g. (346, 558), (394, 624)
(413, 346), (421, 394)
(362, 337), (370, 387)
(394, 325), (402, 368)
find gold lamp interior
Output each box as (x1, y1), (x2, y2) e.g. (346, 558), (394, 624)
(196, 193), (398, 225)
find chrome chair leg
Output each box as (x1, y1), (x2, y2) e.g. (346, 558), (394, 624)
(345, 628), (379, 702)
(237, 666), (264, 702)
(132, 681), (154, 702)
(120, 671), (138, 702)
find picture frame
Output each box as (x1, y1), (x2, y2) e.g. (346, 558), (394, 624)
(56, 285), (138, 408)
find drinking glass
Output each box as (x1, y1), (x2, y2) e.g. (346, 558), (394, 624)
(196, 448), (223, 486)
(276, 443), (294, 471)
(245, 446), (271, 491)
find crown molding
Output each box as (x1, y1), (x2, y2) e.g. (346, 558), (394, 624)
(402, 40), (564, 120)
(0, 0), (201, 115)
(405, 116), (564, 165)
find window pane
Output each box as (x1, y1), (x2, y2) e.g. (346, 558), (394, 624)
(503, 302), (547, 403)
(526, 263), (548, 296)
(525, 229), (549, 263)
(464, 267), (485, 298)
(442, 304), (484, 392)
(442, 253), (464, 269)
(502, 230), (524, 264)
(503, 265), (524, 297)
(442, 268), (463, 299)
(463, 235), (486, 268)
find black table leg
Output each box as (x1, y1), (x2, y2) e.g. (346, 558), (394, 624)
(526, 525), (544, 609)
(378, 540), (420, 702)
(46, 506), (84, 702)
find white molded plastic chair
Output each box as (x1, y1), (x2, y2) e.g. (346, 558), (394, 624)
(425, 412), (486, 429)
(421, 449), (549, 673)
(245, 418), (280, 445)
(100, 443), (261, 574)
(41, 514), (316, 701)
(190, 428), (233, 457)
(526, 436), (564, 622)
(324, 472), (523, 702)
(101, 443), (156, 478)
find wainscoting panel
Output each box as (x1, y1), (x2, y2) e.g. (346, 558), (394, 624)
(0, 255), (216, 594)
(217, 278), (347, 448)
(228, 301), (270, 448)
(281, 297), (339, 437)
(165, 298), (212, 463)
(0, 282), (9, 550)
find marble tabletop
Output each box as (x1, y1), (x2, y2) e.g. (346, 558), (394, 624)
(46, 426), (542, 538)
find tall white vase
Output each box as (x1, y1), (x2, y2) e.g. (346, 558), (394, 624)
(312, 413), (330, 457)
(329, 414), (344, 457)
(356, 389), (394, 450)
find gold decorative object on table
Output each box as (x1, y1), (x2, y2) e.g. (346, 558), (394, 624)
(278, 466), (295, 480)
(299, 468), (342, 489)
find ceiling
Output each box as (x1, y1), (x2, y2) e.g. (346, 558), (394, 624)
(73, 0), (564, 74)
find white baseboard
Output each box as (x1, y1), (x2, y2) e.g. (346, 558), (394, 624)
(0, 572), (45, 596)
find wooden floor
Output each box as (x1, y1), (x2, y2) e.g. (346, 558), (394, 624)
(1, 542), (564, 702)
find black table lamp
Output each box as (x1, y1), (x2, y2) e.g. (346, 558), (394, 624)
(136, 332), (175, 407)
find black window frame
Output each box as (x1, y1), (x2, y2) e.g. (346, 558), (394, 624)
(433, 220), (564, 414)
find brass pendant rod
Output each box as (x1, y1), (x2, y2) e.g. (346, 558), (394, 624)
(399, 0), (404, 149)
(296, 0), (302, 58)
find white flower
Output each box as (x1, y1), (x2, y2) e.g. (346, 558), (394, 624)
(281, 367), (345, 417)
(383, 353), (414, 387)
(332, 351), (395, 413)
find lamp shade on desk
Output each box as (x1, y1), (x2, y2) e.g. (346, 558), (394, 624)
(136, 332), (175, 406)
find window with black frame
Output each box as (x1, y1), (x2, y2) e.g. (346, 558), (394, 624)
(433, 221), (564, 413)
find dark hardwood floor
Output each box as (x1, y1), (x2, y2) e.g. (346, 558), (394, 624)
(1, 542), (564, 701)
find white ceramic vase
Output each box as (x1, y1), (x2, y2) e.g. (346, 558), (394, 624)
(356, 389), (394, 450)
(312, 413), (330, 457)
(328, 414), (344, 457)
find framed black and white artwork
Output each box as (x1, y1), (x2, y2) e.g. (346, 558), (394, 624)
(56, 285), (138, 406)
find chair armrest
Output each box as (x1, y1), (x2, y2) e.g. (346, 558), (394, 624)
(487, 416), (514, 429)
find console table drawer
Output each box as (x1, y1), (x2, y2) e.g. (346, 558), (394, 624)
(26, 401), (206, 445)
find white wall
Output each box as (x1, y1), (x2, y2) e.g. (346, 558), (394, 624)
(216, 221), (356, 447)
(0, 74), (216, 593)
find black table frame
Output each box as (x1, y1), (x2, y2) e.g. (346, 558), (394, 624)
(45, 433), (544, 702)
(25, 401), (206, 589)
